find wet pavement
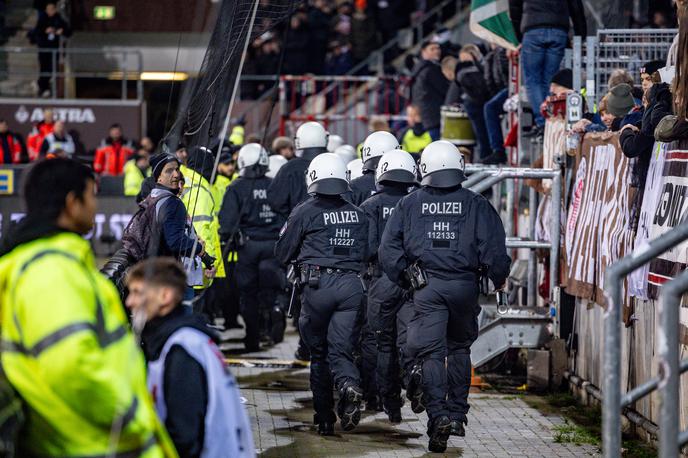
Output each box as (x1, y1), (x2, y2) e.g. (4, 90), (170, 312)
(222, 326), (600, 457)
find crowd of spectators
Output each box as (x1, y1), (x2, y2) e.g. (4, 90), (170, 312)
(241, 0), (443, 98)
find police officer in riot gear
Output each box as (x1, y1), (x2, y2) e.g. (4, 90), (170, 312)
(268, 121), (329, 360)
(275, 153), (369, 435)
(360, 149), (417, 424)
(349, 130), (401, 409)
(379, 141), (510, 453)
(219, 143), (284, 351)
(350, 130), (401, 205)
(267, 121), (329, 216)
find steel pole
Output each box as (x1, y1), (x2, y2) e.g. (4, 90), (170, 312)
(658, 270), (688, 458)
(506, 178), (514, 238)
(527, 185), (537, 308)
(603, 221), (688, 457)
(603, 263), (622, 458)
(550, 160), (562, 334)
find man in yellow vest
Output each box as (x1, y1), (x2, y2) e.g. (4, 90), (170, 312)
(400, 104), (433, 155)
(180, 147), (225, 301)
(0, 158), (176, 457)
(123, 152), (151, 196)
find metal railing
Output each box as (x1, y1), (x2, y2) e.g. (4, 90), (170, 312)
(464, 161), (562, 329)
(0, 46), (144, 100)
(603, 222), (688, 457)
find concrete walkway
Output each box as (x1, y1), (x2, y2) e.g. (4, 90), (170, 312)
(222, 327), (600, 457)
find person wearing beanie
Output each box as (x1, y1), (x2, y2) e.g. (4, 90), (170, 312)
(145, 152), (204, 261)
(607, 84), (637, 118)
(640, 60), (664, 91)
(550, 68), (573, 93)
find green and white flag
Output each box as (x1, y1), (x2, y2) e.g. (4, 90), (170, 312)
(470, 0), (519, 51)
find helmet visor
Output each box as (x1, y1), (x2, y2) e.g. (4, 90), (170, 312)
(420, 169), (466, 188)
(308, 178), (349, 195)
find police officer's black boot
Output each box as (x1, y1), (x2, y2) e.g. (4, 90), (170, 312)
(269, 302), (286, 344)
(385, 404), (403, 424)
(406, 364), (425, 414)
(294, 337), (310, 361)
(314, 413), (335, 436)
(427, 415), (452, 453)
(337, 384), (364, 431)
(450, 419), (466, 437)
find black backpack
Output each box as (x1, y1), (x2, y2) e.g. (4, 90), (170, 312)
(101, 194), (169, 298)
(121, 194), (170, 262)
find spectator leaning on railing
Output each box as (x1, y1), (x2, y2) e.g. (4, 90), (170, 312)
(29, 1), (71, 98)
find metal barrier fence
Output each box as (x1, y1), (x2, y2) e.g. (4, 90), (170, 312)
(0, 46), (144, 100)
(594, 29), (676, 104)
(603, 223), (688, 458)
(278, 75), (409, 146)
(463, 161), (562, 333)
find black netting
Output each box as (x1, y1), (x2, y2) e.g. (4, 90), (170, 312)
(168, 0), (302, 151)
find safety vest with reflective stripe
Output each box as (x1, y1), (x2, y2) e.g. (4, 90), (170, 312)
(0, 232), (177, 458)
(401, 128), (432, 154)
(123, 159), (150, 197)
(180, 167), (226, 280)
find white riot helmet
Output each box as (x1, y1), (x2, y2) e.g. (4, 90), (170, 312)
(334, 144), (356, 164)
(237, 143), (269, 177)
(306, 153), (349, 195)
(361, 131), (400, 171)
(266, 154), (288, 178)
(294, 121), (328, 150)
(327, 134), (344, 153)
(419, 140), (466, 188)
(376, 149), (417, 184)
(347, 158), (364, 180)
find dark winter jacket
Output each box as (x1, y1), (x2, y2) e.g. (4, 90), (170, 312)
(33, 12), (71, 48)
(370, 0), (413, 33)
(141, 307), (217, 458)
(283, 24), (312, 75)
(619, 83), (673, 189)
(455, 60), (491, 105)
(484, 47), (510, 95)
(351, 11), (381, 62)
(411, 59), (449, 130)
(508, 0), (587, 42)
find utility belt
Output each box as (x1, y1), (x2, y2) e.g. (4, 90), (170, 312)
(404, 261), (428, 291)
(299, 264), (361, 290)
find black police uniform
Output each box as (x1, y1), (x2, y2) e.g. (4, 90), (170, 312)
(379, 184), (510, 427)
(267, 148), (325, 217)
(275, 194), (369, 427)
(267, 147), (325, 357)
(219, 174), (284, 349)
(360, 182), (414, 416)
(349, 170), (377, 206)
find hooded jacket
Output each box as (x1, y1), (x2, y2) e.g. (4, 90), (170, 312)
(141, 308), (216, 458)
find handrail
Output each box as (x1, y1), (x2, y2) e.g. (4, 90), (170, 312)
(603, 221), (688, 457)
(0, 46), (144, 100)
(467, 163), (562, 315)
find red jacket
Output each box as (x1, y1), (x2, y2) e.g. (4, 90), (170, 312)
(93, 138), (135, 175)
(0, 133), (25, 164)
(27, 121), (54, 161)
